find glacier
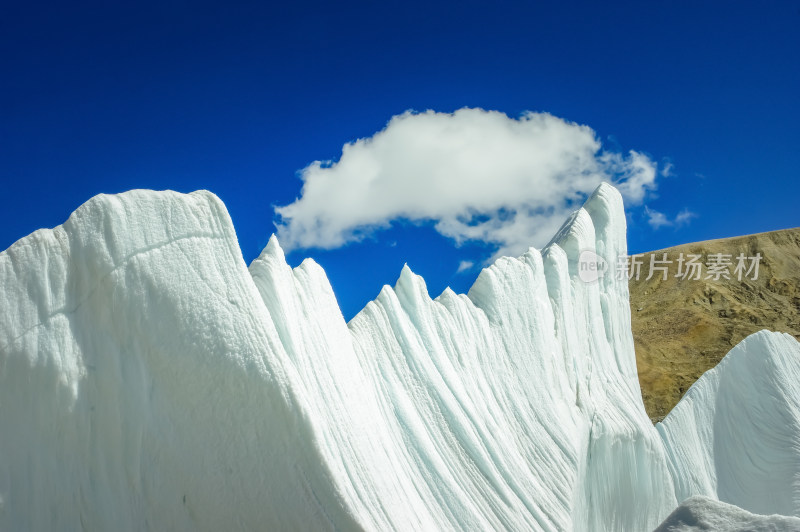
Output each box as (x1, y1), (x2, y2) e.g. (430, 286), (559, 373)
(1, 183), (799, 531)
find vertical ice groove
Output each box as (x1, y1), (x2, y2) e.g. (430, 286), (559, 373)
(3, 183), (800, 531)
(582, 182), (639, 389)
(537, 189), (677, 531)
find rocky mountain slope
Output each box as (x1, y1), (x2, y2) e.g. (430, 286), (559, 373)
(630, 227), (800, 421)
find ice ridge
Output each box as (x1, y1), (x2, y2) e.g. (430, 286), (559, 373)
(1, 184), (799, 531)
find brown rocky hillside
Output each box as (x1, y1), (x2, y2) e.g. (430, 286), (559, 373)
(629, 227), (800, 422)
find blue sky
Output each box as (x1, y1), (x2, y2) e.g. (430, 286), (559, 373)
(2, 1), (799, 320)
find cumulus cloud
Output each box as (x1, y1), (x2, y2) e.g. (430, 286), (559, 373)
(275, 108), (663, 259)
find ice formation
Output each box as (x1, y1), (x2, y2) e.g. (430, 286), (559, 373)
(1, 184), (799, 531)
(657, 330), (800, 517)
(653, 496), (800, 532)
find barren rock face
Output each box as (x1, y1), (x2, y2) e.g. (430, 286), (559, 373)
(629, 227), (800, 421)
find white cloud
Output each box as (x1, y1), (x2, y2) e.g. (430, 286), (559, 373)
(456, 260), (474, 273)
(674, 208), (696, 227)
(645, 206), (672, 229)
(275, 108), (663, 259)
(646, 206), (696, 230)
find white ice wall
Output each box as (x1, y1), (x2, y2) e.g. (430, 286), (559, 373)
(0, 191), (361, 531)
(657, 330), (800, 517)
(1, 184), (799, 531)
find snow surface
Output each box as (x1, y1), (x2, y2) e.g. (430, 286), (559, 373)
(654, 495), (800, 531)
(657, 330), (800, 517)
(1, 184), (799, 530)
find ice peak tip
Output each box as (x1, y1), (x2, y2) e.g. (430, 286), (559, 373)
(266, 234), (282, 251)
(584, 181), (626, 231)
(394, 263), (431, 301)
(258, 234), (286, 261)
(397, 263), (424, 288)
(593, 181), (615, 194)
(588, 182), (623, 204)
